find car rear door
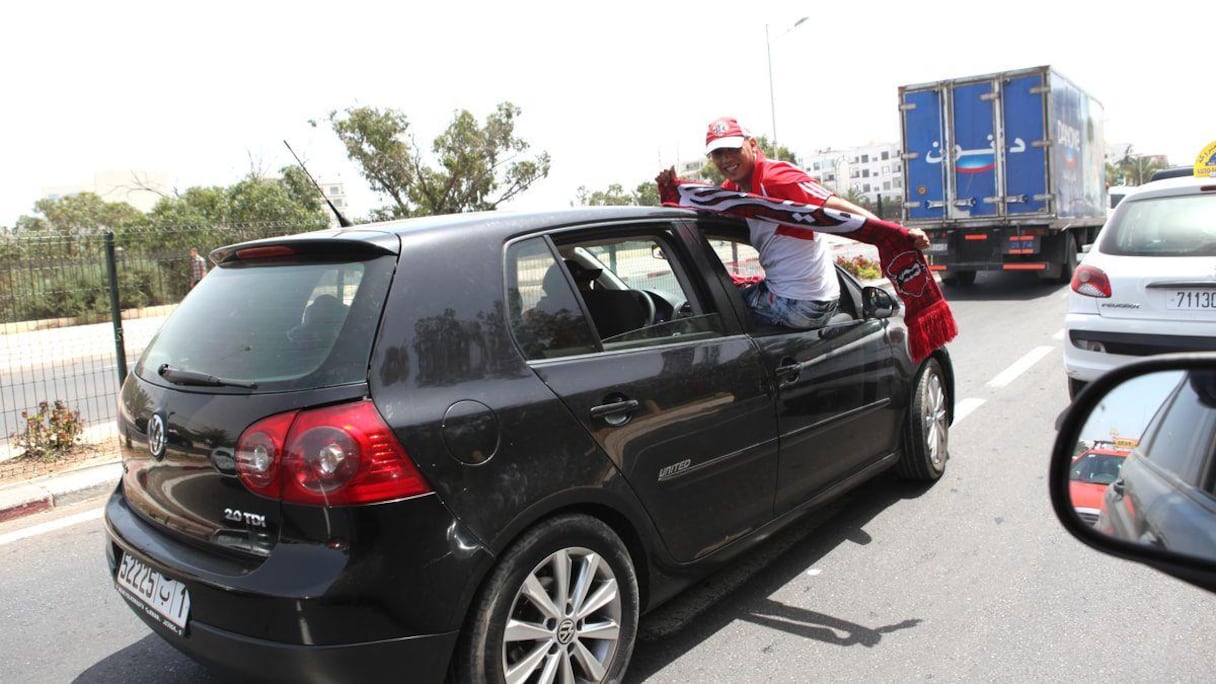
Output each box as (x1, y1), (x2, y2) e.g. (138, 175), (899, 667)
(507, 224), (779, 563)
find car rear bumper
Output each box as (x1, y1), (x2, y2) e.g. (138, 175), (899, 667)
(104, 487), (492, 682)
(1064, 313), (1216, 382)
(126, 602), (457, 683)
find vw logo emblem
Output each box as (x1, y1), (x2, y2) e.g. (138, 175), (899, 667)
(148, 414), (167, 460)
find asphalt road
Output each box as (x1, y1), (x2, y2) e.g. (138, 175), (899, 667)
(1, 271), (1213, 683)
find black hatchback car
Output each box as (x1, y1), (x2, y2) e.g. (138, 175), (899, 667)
(104, 206), (954, 683)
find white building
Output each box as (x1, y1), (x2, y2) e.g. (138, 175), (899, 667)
(42, 169), (172, 213)
(803, 142), (903, 205)
(316, 179), (350, 227)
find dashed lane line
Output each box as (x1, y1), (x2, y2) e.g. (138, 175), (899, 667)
(986, 345), (1056, 389)
(953, 397), (986, 425)
(954, 343), (1059, 425)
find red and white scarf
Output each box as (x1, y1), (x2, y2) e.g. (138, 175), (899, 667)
(658, 180), (957, 363)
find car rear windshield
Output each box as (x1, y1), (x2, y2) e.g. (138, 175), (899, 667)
(1099, 193), (1216, 257)
(135, 255), (395, 392)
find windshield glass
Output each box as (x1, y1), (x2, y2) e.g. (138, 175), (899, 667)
(1070, 451), (1126, 484)
(1099, 193), (1216, 256)
(136, 255), (395, 391)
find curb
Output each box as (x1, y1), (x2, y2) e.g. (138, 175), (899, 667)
(0, 460), (121, 523)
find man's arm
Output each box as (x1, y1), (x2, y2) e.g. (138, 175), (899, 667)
(825, 195), (877, 220)
(823, 194), (929, 250)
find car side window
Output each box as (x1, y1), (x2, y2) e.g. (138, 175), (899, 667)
(550, 230), (724, 351)
(506, 238), (598, 360)
(707, 236), (765, 286)
(1138, 378), (1216, 486)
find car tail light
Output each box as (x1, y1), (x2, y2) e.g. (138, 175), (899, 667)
(236, 400), (431, 505)
(1071, 265), (1111, 298)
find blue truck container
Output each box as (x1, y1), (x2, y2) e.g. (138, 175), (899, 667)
(898, 65), (1107, 284)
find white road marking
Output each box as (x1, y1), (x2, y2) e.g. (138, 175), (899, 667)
(1053, 328), (1065, 341)
(0, 507), (102, 546)
(987, 346), (1055, 389)
(953, 397), (986, 425)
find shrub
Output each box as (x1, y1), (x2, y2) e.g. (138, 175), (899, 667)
(836, 255), (883, 281)
(11, 400), (84, 461)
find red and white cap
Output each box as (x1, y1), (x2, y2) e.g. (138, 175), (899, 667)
(705, 117), (751, 153)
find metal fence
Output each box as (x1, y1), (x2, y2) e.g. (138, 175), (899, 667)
(0, 223), (306, 475)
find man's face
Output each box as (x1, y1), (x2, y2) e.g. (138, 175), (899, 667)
(709, 138), (758, 184)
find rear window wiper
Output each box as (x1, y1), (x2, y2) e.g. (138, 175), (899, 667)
(158, 364), (257, 389)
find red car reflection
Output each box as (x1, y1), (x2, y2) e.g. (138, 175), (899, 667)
(1069, 447), (1129, 526)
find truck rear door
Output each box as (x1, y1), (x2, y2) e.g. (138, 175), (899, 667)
(900, 86), (948, 222)
(1001, 72), (1049, 215)
(949, 79), (999, 219)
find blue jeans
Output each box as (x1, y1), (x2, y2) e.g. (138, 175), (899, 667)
(741, 280), (839, 330)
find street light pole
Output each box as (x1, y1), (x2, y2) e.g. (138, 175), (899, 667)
(766, 24), (777, 159)
(765, 17), (808, 162)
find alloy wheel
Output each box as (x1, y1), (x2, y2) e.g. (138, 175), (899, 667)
(502, 546), (622, 684)
(922, 369), (949, 470)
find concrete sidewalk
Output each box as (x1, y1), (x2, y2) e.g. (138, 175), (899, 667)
(0, 457), (120, 523)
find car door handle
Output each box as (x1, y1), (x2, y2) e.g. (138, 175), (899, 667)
(775, 359), (802, 385)
(589, 399), (640, 419)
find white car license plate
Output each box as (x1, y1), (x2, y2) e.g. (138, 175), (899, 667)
(116, 552), (191, 635)
(1167, 290), (1216, 310)
(927, 243), (949, 254)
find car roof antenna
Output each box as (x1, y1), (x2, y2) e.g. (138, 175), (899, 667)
(283, 140), (353, 228)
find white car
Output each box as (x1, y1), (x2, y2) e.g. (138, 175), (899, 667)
(1064, 174), (1216, 399)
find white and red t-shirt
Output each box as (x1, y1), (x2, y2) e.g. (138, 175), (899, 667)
(723, 157), (839, 302)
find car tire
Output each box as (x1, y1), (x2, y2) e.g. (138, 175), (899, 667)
(1068, 377), (1087, 400)
(451, 514), (639, 684)
(896, 357), (949, 481)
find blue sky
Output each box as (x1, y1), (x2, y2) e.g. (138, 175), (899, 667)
(2, 0), (1213, 226)
(1079, 371), (1183, 445)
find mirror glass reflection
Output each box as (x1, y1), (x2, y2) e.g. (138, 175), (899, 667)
(1068, 369), (1216, 562)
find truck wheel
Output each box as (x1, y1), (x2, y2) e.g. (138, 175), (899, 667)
(896, 358), (949, 481)
(452, 514), (639, 684)
(1056, 234), (1079, 284)
(943, 270), (975, 287)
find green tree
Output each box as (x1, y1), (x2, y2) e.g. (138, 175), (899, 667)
(574, 180), (662, 207)
(327, 102), (550, 218)
(14, 193), (144, 235)
(633, 181), (659, 207)
(1107, 146), (1171, 186)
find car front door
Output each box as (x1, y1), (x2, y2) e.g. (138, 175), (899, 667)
(695, 222), (903, 515)
(506, 225), (779, 563)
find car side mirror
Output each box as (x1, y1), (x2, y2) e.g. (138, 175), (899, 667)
(862, 286), (897, 319)
(1050, 353), (1216, 593)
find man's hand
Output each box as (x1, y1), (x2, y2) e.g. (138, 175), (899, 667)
(655, 167), (677, 188)
(908, 228), (930, 251)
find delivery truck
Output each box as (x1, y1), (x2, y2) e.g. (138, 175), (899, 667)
(898, 65), (1107, 285)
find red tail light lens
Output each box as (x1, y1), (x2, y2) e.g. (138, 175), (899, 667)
(236, 401), (431, 506)
(1071, 265), (1111, 298)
